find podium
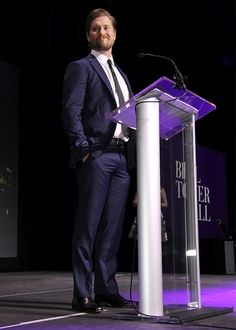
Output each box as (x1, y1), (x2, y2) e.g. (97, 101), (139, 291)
(107, 77), (232, 321)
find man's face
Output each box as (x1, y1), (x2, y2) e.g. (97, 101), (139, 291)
(87, 15), (116, 51)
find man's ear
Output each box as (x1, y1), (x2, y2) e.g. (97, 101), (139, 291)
(86, 33), (90, 43)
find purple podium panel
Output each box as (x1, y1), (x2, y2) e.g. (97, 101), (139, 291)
(106, 76), (216, 139)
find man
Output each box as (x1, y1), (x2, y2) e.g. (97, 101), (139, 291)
(62, 8), (136, 313)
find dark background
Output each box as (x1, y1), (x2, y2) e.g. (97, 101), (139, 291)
(0, 0), (235, 272)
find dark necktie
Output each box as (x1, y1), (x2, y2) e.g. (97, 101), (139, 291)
(107, 59), (128, 138)
(107, 59), (125, 106)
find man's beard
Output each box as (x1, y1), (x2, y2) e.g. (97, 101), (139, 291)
(91, 37), (115, 51)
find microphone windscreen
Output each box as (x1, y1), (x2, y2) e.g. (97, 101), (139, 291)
(137, 53), (145, 58)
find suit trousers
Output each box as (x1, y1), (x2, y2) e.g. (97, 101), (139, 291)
(72, 150), (130, 298)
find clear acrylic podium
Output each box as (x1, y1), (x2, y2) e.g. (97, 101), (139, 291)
(107, 77), (231, 321)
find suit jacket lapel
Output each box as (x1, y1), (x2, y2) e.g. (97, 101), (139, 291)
(88, 54), (115, 100)
(87, 54), (133, 103)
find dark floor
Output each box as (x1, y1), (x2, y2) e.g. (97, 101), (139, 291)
(0, 271), (235, 330)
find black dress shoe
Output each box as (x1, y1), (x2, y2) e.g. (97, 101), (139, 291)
(72, 297), (101, 313)
(94, 294), (138, 308)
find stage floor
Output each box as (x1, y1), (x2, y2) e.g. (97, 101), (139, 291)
(0, 271), (235, 330)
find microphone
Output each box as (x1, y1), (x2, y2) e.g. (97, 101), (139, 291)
(137, 52), (186, 90)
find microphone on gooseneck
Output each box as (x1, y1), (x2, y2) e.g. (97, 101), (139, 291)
(137, 52), (187, 90)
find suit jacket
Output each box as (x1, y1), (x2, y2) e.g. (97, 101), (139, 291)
(62, 53), (136, 169)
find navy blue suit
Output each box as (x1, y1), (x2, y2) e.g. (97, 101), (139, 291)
(62, 53), (136, 298)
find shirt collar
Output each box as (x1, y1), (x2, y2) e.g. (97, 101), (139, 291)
(91, 50), (114, 66)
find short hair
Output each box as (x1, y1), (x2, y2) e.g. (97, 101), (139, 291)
(86, 8), (117, 34)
